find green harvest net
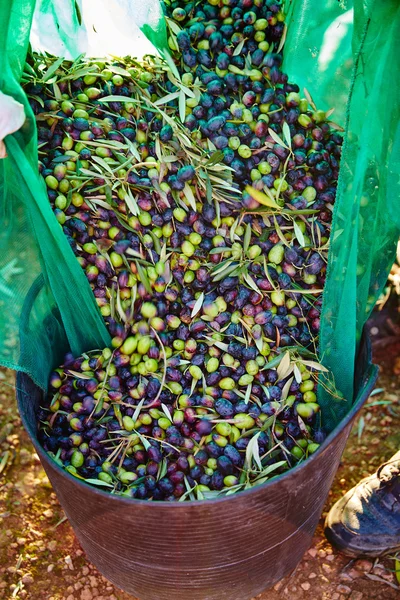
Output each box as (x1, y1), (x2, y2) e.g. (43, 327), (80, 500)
(282, 0), (400, 428)
(0, 0), (399, 430)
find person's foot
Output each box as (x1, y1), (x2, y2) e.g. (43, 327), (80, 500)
(325, 450), (400, 557)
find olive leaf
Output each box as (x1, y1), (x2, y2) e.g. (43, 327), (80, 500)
(282, 122), (292, 149)
(179, 90), (186, 123)
(84, 478), (114, 489)
(268, 127), (288, 149)
(254, 461), (288, 484)
(161, 403), (173, 422)
(154, 91), (180, 106)
(243, 222), (252, 253)
(136, 431), (151, 451)
(233, 38), (246, 56)
(204, 150), (225, 167)
(293, 220), (305, 247)
(277, 23), (288, 53)
(281, 376), (294, 402)
(132, 398), (145, 423)
(303, 87), (317, 110)
(108, 65), (132, 78)
(191, 292), (205, 318)
(276, 352), (291, 380)
(209, 246), (232, 254)
(92, 156), (114, 175)
(157, 459), (168, 482)
(297, 415), (310, 438)
(66, 370), (92, 380)
(245, 432), (262, 471)
(183, 183), (197, 211)
(293, 363), (302, 384)
(116, 286), (127, 323)
(244, 383), (252, 405)
(300, 360), (328, 372)
(42, 56), (65, 82)
(243, 272), (261, 295)
(100, 95), (137, 103)
(245, 185), (282, 210)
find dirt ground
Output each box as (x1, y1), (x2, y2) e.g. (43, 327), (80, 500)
(1, 338), (400, 600)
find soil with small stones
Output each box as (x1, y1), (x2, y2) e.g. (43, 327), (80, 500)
(1, 340), (399, 600)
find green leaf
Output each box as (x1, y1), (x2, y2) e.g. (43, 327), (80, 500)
(136, 262), (152, 295)
(244, 383), (252, 405)
(243, 272), (261, 295)
(277, 351), (292, 380)
(108, 65), (132, 78)
(281, 376), (294, 402)
(300, 360), (328, 372)
(282, 122), (292, 149)
(132, 398), (145, 423)
(136, 431), (151, 451)
(212, 262), (239, 282)
(66, 370), (92, 380)
(183, 183), (197, 211)
(245, 185), (281, 210)
(124, 187), (139, 217)
(303, 87), (317, 110)
(84, 478), (114, 489)
(233, 38), (246, 56)
(245, 432), (262, 471)
(243, 222), (252, 253)
(92, 155), (114, 175)
(179, 90), (186, 123)
(255, 461), (287, 483)
(209, 247), (232, 254)
(157, 459), (168, 482)
(204, 150), (225, 167)
(42, 56), (65, 82)
(161, 403), (173, 422)
(293, 221), (305, 247)
(268, 127), (288, 149)
(53, 82), (62, 101)
(191, 292), (204, 318)
(165, 17), (182, 36)
(100, 95), (136, 103)
(294, 363), (302, 384)
(153, 91), (180, 106)
(395, 560), (400, 585)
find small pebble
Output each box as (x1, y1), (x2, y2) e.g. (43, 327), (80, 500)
(354, 559), (373, 572)
(80, 588), (93, 600)
(337, 585), (352, 594)
(349, 593), (363, 600)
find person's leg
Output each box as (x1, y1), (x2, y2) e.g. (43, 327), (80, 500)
(325, 450), (400, 557)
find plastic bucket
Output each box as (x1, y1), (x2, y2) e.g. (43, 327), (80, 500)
(16, 332), (377, 600)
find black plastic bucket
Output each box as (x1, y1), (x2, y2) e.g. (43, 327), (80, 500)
(16, 333), (377, 600)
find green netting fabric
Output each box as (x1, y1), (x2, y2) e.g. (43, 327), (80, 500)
(283, 0), (400, 428)
(0, 0), (399, 429)
(283, 0), (354, 126)
(30, 0), (178, 74)
(0, 0), (111, 389)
